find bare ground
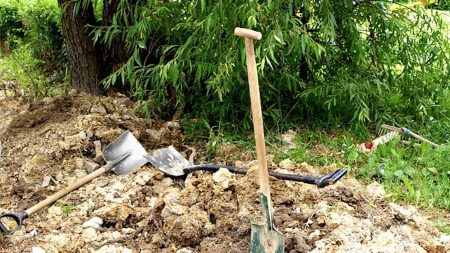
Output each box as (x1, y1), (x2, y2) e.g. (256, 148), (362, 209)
(0, 91), (448, 253)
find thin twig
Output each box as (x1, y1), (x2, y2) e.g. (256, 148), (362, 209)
(9, 54), (44, 97)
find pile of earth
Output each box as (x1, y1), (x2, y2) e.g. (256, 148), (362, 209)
(0, 91), (448, 253)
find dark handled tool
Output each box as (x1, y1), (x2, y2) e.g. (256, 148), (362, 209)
(145, 146), (346, 188)
(0, 130), (148, 235)
(183, 165), (347, 188)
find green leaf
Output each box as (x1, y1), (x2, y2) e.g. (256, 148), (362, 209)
(169, 61), (179, 84)
(201, 0), (206, 12)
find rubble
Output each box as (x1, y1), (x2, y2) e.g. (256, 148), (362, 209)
(81, 217), (103, 229)
(212, 168), (234, 189)
(0, 93), (447, 253)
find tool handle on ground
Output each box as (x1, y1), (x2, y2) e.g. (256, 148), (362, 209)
(402, 127), (439, 148)
(0, 211), (28, 235)
(234, 27), (262, 40)
(183, 166), (347, 187)
(1, 163), (115, 235)
(25, 165), (110, 216)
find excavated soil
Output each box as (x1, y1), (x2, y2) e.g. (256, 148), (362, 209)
(0, 91), (449, 253)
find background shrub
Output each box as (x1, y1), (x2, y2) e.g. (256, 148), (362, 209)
(20, 0), (65, 72)
(97, 0), (450, 136)
(0, 0), (65, 91)
(0, 1), (24, 51)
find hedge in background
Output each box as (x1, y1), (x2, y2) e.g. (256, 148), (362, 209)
(0, 1), (24, 50)
(90, 0), (449, 135)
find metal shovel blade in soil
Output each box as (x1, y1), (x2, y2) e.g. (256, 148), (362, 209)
(251, 194), (284, 253)
(103, 130), (148, 175)
(144, 145), (189, 176)
(0, 130), (147, 235)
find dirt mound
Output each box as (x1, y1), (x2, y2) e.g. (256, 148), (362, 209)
(0, 92), (448, 253)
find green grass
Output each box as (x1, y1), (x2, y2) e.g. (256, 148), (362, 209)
(436, 219), (450, 234)
(282, 131), (450, 210)
(197, 122), (450, 211)
(57, 202), (73, 216)
(0, 43), (67, 97)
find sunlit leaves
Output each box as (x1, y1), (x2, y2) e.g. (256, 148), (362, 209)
(92, 0), (450, 130)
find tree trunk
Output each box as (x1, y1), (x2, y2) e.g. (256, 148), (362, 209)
(100, 0), (132, 93)
(57, 0), (104, 94)
(102, 1), (130, 72)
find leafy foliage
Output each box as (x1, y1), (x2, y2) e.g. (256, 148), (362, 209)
(360, 140), (450, 210)
(434, 0), (450, 10)
(0, 1), (24, 50)
(20, 0), (65, 68)
(271, 128), (449, 210)
(88, 0), (450, 135)
(0, 43), (66, 97)
(0, 0), (66, 95)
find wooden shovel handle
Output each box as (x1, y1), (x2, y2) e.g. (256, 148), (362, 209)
(25, 165), (110, 216)
(236, 29), (271, 197)
(234, 27), (262, 40)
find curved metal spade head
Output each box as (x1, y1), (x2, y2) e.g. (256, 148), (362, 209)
(103, 130), (148, 175)
(144, 146), (189, 177)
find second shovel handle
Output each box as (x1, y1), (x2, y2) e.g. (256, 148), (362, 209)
(25, 165), (109, 216)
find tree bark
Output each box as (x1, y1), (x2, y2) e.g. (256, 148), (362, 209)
(57, 0), (104, 94)
(102, 0), (130, 72)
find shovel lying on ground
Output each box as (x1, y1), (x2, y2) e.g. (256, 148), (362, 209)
(0, 130), (148, 235)
(145, 146), (346, 188)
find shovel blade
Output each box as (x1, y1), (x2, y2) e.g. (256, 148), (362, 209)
(251, 223), (284, 253)
(103, 130), (148, 175)
(145, 146), (189, 177)
(251, 193), (284, 253)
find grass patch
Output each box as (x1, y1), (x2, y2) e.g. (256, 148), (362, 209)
(202, 124), (449, 211)
(436, 219), (450, 234)
(57, 202), (73, 216)
(359, 141), (449, 210)
(0, 43), (67, 98)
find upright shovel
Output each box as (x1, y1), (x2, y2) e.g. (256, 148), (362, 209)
(235, 27), (284, 253)
(0, 130), (148, 235)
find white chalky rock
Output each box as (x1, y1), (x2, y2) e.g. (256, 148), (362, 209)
(82, 227), (98, 242)
(82, 217), (103, 229)
(93, 245), (132, 253)
(32, 247), (46, 253)
(176, 248), (193, 253)
(46, 233), (69, 248)
(281, 130), (296, 149)
(47, 205), (62, 217)
(390, 203), (414, 221)
(367, 182), (385, 198)
(161, 188), (187, 216)
(90, 104), (107, 115)
(78, 131), (87, 140)
(111, 231), (121, 239)
(135, 171), (152, 185)
(111, 181), (125, 191)
(212, 168), (234, 189)
(279, 159), (295, 170)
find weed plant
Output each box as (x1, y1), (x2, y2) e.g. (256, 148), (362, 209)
(0, 0), (66, 97)
(270, 129), (450, 210)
